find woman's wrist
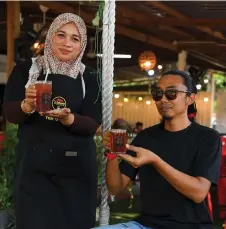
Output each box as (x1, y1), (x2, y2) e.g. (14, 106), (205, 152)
(59, 113), (75, 126)
(21, 99), (35, 115)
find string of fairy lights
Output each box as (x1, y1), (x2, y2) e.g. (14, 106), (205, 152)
(113, 93), (153, 105)
(112, 92), (210, 107)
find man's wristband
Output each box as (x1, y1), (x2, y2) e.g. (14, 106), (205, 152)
(105, 150), (117, 160)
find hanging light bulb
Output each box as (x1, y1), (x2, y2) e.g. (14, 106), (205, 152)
(146, 100), (151, 105)
(158, 65), (162, 70)
(138, 51), (156, 71)
(124, 98), (129, 102)
(148, 70), (155, 76)
(138, 97), (143, 101)
(144, 61), (151, 67)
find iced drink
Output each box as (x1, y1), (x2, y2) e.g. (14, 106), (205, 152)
(110, 129), (127, 154)
(35, 81), (52, 112)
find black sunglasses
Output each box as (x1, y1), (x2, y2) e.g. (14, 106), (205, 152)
(151, 89), (191, 102)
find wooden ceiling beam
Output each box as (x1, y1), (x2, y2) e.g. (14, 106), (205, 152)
(34, 1), (178, 52)
(158, 26), (195, 40)
(115, 25), (178, 52)
(147, 1), (226, 40)
(35, 1), (194, 42)
(118, 18), (195, 41)
(34, 1), (76, 14)
(116, 5), (195, 40)
(33, 1), (226, 69)
(189, 51), (226, 70)
(122, 18), (226, 27)
(33, 1), (94, 22)
(117, 7), (226, 27)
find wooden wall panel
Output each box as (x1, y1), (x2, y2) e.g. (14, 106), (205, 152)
(216, 90), (226, 133)
(112, 91), (212, 128)
(195, 91), (212, 127)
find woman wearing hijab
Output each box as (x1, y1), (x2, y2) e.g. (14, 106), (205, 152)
(4, 13), (102, 229)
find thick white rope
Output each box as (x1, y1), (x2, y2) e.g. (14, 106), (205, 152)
(99, 0), (116, 226)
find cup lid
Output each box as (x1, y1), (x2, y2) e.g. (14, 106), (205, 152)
(35, 80), (52, 84)
(110, 129), (127, 133)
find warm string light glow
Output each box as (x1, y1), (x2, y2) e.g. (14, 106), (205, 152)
(114, 94), (153, 106)
(204, 97), (209, 102)
(196, 84), (202, 90)
(139, 51), (157, 71)
(33, 42), (40, 49)
(114, 94), (209, 108)
(124, 98), (129, 102)
(112, 91), (211, 129)
(144, 61), (151, 67)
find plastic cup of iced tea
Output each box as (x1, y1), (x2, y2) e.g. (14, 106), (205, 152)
(110, 129), (128, 154)
(35, 81), (52, 112)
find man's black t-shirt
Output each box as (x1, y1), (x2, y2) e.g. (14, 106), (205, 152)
(120, 122), (222, 229)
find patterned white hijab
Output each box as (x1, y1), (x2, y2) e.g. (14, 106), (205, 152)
(26, 13), (87, 87)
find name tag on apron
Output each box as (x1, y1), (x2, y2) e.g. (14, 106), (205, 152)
(65, 151), (78, 157)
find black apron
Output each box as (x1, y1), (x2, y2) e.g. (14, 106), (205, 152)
(14, 73), (97, 229)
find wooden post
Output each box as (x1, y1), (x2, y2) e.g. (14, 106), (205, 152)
(210, 74), (215, 128)
(6, 1), (20, 78)
(177, 50), (187, 71)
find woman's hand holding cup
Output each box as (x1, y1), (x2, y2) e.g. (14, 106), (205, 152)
(24, 85), (37, 112)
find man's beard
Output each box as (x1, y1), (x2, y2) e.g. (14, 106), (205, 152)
(162, 115), (173, 121)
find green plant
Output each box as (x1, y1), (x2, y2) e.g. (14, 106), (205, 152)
(213, 72), (226, 89)
(0, 124), (18, 209)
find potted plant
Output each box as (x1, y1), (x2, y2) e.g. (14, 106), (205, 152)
(0, 123), (18, 229)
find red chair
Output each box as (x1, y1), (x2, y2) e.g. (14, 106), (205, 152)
(208, 135), (226, 222)
(0, 131), (4, 152)
(218, 135), (226, 219)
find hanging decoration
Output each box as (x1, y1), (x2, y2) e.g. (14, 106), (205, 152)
(92, 1), (105, 26)
(138, 51), (157, 71)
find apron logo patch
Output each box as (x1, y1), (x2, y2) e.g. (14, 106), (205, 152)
(52, 96), (66, 109)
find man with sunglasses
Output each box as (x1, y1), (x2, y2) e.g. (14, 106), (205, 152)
(94, 70), (221, 229)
